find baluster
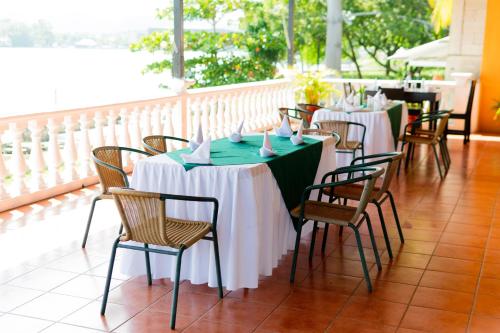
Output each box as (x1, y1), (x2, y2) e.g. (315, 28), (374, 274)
(27, 120), (46, 191)
(201, 98), (210, 139)
(77, 114), (92, 178)
(47, 118), (62, 186)
(0, 131), (9, 198)
(256, 89), (265, 129)
(8, 122), (27, 194)
(142, 106), (152, 138)
(152, 104), (162, 134)
(106, 110), (118, 146)
(93, 111), (105, 148)
(63, 116), (78, 182)
(119, 108), (132, 166)
(130, 107), (142, 151)
(265, 88), (274, 126)
(208, 98), (217, 139)
(191, 98), (201, 138)
(242, 92), (251, 132)
(231, 93), (240, 132)
(236, 93), (245, 129)
(216, 97), (225, 138)
(223, 94), (232, 136)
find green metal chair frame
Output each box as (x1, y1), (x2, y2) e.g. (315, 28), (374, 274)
(290, 166), (384, 291)
(81, 146), (152, 248)
(413, 110), (452, 169)
(302, 128), (342, 148)
(278, 107), (314, 128)
(142, 135), (189, 155)
(101, 188), (223, 330)
(398, 112), (450, 179)
(330, 153), (405, 259)
(313, 120), (366, 160)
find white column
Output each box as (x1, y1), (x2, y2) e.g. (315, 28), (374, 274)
(63, 116), (78, 182)
(119, 108), (132, 166)
(106, 110), (118, 146)
(130, 107), (142, 159)
(93, 111), (105, 148)
(152, 104), (162, 135)
(142, 106), (152, 138)
(78, 114), (92, 178)
(8, 122), (27, 194)
(47, 118), (62, 186)
(28, 120), (46, 191)
(208, 97), (217, 139)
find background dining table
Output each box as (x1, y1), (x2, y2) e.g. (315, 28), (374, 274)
(119, 134), (336, 290)
(311, 102), (408, 167)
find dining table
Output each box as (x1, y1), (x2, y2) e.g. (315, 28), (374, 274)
(311, 101), (408, 167)
(119, 134), (336, 290)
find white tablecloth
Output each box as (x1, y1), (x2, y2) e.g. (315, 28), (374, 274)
(311, 102), (408, 167)
(120, 135), (336, 290)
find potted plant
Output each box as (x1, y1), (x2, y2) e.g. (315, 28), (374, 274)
(294, 71), (337, 112)
(494, 100), (500, 120)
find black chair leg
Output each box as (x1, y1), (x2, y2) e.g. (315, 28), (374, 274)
(212, 229), (224, 299)
(290, 223), (303, 283)
(82, 196), (101, 248)
(432, 144), (444, 179)
(365, 213), (382, 270)
(374, 202), (393, 259)
(350, 225), (373, 292)
(321, 223), (330, 254)
(387, 191), (404, 243)
(101, 237), (120, 315)
(144, 244), (152, 286)
(170, 247), (185, 330)
(397, 142), (406, 176)
(309, 221), (318, 260)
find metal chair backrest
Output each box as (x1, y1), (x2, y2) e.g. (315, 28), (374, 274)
(143, 135), (189, 155)
(279, 107), (313, 128)
(353, 168), (384, 222)
(110, 188), (168, 246)
(314, 120), (365, 150)
(302, 129), (341, 147)
(351, 152), (404, 199)
(465, 80), (477, 117)
(434, 113), (450, 140)
(93, 147), (127, 194)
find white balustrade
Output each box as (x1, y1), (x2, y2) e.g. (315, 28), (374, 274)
(0, 77), (460, 211)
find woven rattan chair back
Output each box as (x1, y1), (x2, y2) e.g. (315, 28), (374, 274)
(93, 147), (126, 194)
(314, 120), (350, 149)
(143, 135), (167, 155)
(351, 168), (384, 223)
(110, 188), (168, 245)
(434, 113), (450, 140)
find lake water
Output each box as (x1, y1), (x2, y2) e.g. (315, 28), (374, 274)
(0, 47), (171, 117)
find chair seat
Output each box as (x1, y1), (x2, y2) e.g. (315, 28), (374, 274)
(323, 184), (380, 201)
(163, 218), (212, 248)
(398, 134), (435, 144)
(290, 201), (357, 226)
(338, 141), (362, 151)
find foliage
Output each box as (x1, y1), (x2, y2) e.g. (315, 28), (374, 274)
(294, 70), (338, 105)
(428, 0), (453, 33)
(343, 0), (441, 77)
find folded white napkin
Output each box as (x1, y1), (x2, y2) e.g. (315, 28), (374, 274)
(380, 93), (388, 105)
(229, 120), (244, 143)
(274, 115), (293, 137)
(336, 96), (345, 108)
(290, 120), (304, 145)
(181, 139), (212, 164)
(372, 91), (387, 111)
(345, 92), (355, 105)
(189, 124), (204, 151)
(343, 100), (358, 112)
(259, 131), (276, 157)
(353, 93), (361, 107)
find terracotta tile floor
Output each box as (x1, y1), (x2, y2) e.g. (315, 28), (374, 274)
(1, 135), (500, 332)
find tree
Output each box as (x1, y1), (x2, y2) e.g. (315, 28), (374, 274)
(343, 0), (439, 77)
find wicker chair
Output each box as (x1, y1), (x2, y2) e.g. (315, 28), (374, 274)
(81, 146), (152, 248)
(325, 152), (405, 259)
(289, 166), (384, 291)
(398, 112), (450, 179)
(313, 120), (366, 159)
(302, 128), (341, 148)
(101, 188), (223, 329)
(143, 135), (189, 155)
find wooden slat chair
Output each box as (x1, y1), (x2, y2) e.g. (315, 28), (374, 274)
(313, 120), (366, 159)
(324, 152), (405, 259)
(101, 188), (223, 330)
(446, 79), (477, 144)
(278, 107), (314, 129)
(143, 135), (189, 155)
(82, 146), (152, 248)
(398, 112), (450, 179)
(289, 166), (384, 291)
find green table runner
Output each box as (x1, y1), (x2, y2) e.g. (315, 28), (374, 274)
(167, 135), (323, 211)
(386, 103), (403, 149)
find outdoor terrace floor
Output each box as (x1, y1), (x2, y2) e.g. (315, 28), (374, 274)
(1, 135), (500, 332)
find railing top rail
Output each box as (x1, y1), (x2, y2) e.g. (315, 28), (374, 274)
(324, 77), (457, 87)
(187, 78), (292, 97)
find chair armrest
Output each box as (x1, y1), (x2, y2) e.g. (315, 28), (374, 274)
(92, 156), (130, 187)
(160, 194), (219, 229)
(120, 147), (153, 157)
